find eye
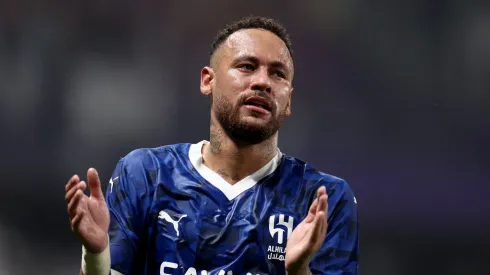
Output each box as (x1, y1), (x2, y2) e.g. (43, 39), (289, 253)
(274, 70), (286, 79)
(239, 63), (255, 71)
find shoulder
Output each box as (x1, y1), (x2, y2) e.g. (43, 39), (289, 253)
(284, 155), (357, 205)
(291, 160), (358, 235)
(109, 143), (191, 189)
(108, 143), (192, 195)
(310, 164), (355, 203)
(119, 143), (191, 171)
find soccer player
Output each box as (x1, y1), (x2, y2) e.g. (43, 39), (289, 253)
(65, 16), (359, 275)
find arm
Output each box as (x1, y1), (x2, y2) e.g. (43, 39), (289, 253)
(104, 155), (151, 274)
(285, 180), (359, 275)
(67, 150), (151, 275)
(309, 182), (359, 274)
(65, 168), (110, 275)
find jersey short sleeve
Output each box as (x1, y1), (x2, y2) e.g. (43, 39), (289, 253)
(309, 179), (359, 275)
(105, 150), (153, 274)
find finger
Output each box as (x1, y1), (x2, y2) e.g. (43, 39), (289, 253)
(87, 168), (104, 200)
(65, 181), (87, 203)
(313, 194), (328, 234)
(307, 186), (326, 215)
(316, 186), (327, 212)
(304, 198), (318, 223)
(309, 197), (318, 214)
(317, 186), (326, 201)
(67, 189), (85, 219)
(65, 174), (80, 192)
(320, 185), (327, 194)
(312, 209), (327, 238)
(71, 207), (86, 232)
(316, 193), (328, 214)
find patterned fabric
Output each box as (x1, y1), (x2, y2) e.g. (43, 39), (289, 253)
(106, 142), (358, 275)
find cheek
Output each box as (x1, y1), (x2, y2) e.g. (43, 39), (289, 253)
(273, 87), (291, 109)
(227, 70), (249, 91)
(213, 73), (241, 103)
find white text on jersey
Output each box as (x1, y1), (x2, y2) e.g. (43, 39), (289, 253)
(160, 261), (262, 275)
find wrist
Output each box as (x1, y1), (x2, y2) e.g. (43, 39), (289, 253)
(286, 264), (311, 275)
(83, 231), (109, 254)
(81, 234), (111, 275)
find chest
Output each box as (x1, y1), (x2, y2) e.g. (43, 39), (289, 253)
(146, 182), (306, 273)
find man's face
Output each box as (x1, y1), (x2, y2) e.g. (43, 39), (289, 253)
(202, 28), (294, 145)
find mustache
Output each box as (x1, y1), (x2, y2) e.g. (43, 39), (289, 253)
(238, 90), (274, 106)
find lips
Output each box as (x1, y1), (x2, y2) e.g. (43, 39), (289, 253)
(243, 96), (272, 112)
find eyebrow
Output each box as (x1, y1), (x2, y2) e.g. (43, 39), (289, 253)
(233, 55), (291, 74)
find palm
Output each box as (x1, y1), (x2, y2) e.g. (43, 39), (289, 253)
(76, 194), (110, 253)
(286, 217), (318, 263)
(66, 168), (110, 254)
(285, 186), (328, 272)
(87, 195), (110, 233)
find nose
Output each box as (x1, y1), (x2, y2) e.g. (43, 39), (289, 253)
(250, 67), (272, 93)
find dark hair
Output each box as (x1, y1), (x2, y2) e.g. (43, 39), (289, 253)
(210, 15), (293, 58)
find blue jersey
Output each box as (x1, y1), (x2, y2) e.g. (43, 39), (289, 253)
(106, 141), (359, 275)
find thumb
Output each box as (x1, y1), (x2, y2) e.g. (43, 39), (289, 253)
(87, 168), (104, 200)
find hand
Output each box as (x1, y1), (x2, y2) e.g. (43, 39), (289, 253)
(285, 186), (328, 275)
(65, 168), (110, 254)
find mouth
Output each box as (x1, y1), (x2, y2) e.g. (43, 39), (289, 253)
(243, 96), (272, 113)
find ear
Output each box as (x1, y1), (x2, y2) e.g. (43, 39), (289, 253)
(285, 87), (293, 116)
(200, 66), (214, 96)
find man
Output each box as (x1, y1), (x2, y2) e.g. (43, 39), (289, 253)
(65, 16), (359, 275)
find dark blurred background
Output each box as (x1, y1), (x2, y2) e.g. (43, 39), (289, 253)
(0, 0), (489, 274)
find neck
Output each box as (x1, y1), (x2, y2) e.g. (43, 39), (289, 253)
(202, 120), (278, 185)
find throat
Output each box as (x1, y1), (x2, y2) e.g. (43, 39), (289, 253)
(202, 151), (250, 184)
(204, 120), (279, 185)
(201, 143), (277, 185)
(216, 169), (242, 185)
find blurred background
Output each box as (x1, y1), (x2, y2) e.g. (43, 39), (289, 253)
(0, 0), (489, 274)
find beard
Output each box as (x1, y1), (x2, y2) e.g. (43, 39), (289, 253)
(213, 91), (287, 145)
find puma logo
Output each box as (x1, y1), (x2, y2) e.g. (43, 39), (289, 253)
(158, 210), (187, 236)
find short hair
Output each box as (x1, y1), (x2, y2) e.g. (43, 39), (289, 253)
(210, 15), (293, 58)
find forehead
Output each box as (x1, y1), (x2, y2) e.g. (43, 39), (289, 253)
(218, 28), (293, 68)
